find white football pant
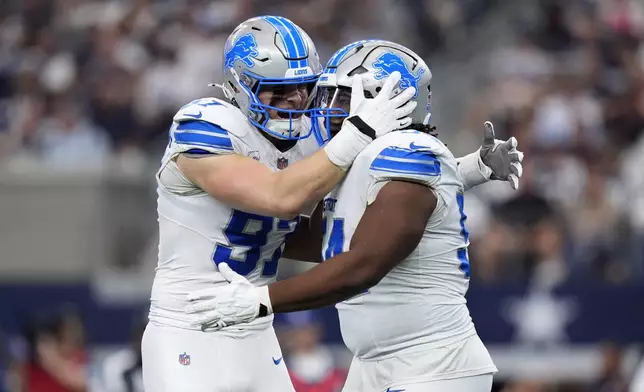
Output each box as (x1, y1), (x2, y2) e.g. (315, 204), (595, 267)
(141, 322), (295, 392)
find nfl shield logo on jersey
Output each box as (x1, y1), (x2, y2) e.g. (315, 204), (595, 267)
(277, 157), (289, 170)
(179, 352), (191, 366)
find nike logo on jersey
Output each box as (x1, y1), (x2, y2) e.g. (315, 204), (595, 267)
(385, 388), (406, 392)
(409, 141), (430, 150)
(272, 356), (283, 365)
(184, 111), (203, 119)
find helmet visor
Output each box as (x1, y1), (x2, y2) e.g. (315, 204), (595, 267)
(311, 85), (352, 143)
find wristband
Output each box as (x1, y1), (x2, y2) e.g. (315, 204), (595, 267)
(457, 150), (492, 191)
(324, 117), (372, 171)
(256, 285), (273, 317)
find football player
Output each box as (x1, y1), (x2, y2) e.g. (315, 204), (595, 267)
(141, 18), (418, 392)
(185, 40), (524, 392)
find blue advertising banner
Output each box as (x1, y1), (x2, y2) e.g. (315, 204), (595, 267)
(0, 283), (643, 346)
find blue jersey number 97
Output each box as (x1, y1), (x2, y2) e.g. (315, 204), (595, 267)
(213, 210), (298, 277)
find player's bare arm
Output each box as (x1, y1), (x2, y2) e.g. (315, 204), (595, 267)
(281, 203), (324, 262)
(177, 72), (416, 220)
(177, 151), (344, 220)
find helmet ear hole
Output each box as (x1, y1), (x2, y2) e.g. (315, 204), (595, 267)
(348, 66), (368, 76)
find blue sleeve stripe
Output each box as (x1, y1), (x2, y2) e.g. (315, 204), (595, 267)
(173, 121), (233, 150)
(370, 156), (441, 176)
(176, 120), (228, 136)
(377, 146), (438, 162)
(174, 132), (233, 150)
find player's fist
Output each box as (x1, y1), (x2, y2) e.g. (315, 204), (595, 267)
(185, 263), (272, 331)
(347, 71), (417, 138)
(479, 121), (524, 190)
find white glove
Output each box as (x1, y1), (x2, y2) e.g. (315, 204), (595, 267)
(325, 71), (417, 170)
(185, 263), (271, 331)
(479, 121), (524, 190)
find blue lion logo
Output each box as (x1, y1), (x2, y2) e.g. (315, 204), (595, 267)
(372, 52), (425, 97)
(224, 33), (259, 69)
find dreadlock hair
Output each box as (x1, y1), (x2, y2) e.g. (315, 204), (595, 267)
(403, 123), (439, 138)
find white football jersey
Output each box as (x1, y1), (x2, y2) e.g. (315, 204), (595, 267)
(322, 130), (478, 360)
(150, 97), (321, 334)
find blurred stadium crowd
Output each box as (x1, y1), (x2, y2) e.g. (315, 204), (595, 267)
(464, 0), (644, 288)
(0, 0), (483, 167)
(0, 0), (644, 391)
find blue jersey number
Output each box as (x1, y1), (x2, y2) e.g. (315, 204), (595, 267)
(322, 217), (345, 261)
(213, 210), (298, 276)
(456, 193), (470, 278)
(322, 216), (368, 296)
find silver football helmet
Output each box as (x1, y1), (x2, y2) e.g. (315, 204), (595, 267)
(312, 40), (433, 141)
(215, 16), (322, 140)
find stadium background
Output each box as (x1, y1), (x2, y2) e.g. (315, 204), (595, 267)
(1, 0), (644, 391)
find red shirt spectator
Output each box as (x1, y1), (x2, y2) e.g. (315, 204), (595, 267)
(290, 368), (347, 392)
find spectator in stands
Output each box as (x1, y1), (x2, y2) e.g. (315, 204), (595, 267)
(33, 95), (111, 170)
(277, 311), (346, 392)
(0, 329), (22, 392)
(0, 329), (7, 392)
(23, 308), (88, 392)
(630, 349), (644, 392)
(501, 379), (554, 392)
(591, 342), (628, 392)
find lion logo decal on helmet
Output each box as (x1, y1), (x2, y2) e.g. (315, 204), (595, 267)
(372, 52), (425, 97)
(224, 33), (259, 70)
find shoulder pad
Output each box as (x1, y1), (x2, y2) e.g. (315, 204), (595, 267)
(173, 97), (251, 139)
(367, 131), (444, 184)
(379, 130), (445, 153)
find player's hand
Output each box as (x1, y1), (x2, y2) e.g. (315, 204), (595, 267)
(479, 121), (524, 190)
(324, 72), (416, 170)
(348, 71), (417, 138)
(185, 263), (272, 331)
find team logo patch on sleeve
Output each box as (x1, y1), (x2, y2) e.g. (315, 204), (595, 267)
(372, 52), (425, 97)
(224, 33), (259, 69)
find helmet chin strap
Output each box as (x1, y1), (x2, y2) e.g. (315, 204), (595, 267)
(208, 68), (242, 101)
(265, 117), (302, 139)
(208, 82), (235, 100)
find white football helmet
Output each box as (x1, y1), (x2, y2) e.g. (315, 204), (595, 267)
(312, 40), (433, 141)
(215, 16), (323, 140)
